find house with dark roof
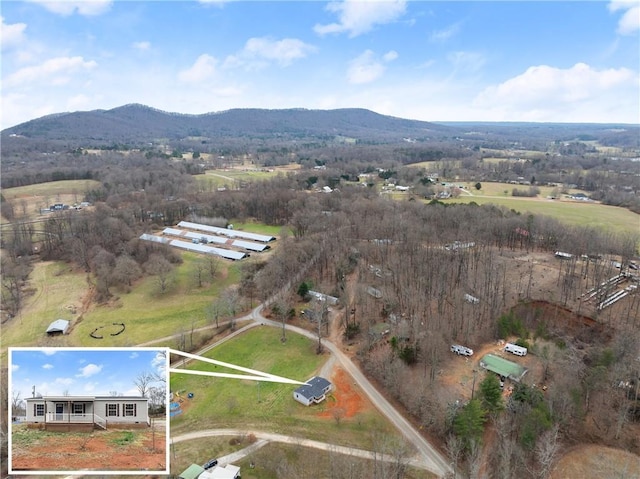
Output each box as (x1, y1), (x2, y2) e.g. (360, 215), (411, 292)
(293, 376), (332, 406)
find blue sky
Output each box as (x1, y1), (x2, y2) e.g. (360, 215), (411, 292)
(1, 0), (638, 128)
(10, 347), (167, 398)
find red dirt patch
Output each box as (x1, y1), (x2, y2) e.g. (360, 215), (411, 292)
(317, 367), (372, 420)
(11, 426), (166, 473)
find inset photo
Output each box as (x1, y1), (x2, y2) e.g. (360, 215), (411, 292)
(9, 347), (169, 475)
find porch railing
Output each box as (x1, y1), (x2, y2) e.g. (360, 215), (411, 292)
(45, 412), (94, 423)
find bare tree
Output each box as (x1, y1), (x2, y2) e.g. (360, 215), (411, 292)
(533, 424), (560, 479)
(145, 253), (173, 293)
(134, 371), (155, 398)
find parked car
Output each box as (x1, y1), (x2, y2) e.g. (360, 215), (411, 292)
(451, 344), (474, 356)
(203, 459), (218, 470)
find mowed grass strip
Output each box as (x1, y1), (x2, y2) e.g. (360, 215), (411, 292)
(169, 327), (400, 450)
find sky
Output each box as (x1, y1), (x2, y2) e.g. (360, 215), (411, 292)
(1, 0), (639, 129)
(10, 347), (167, 398)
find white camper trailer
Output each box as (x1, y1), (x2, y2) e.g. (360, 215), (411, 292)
(504, 343), (527, 356)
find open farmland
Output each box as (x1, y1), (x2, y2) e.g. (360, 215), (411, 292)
(0, 252), (245, 353)
(0, 179), (100, 222)
(194, 164), (301, 190)
(443, 194), (640, 237)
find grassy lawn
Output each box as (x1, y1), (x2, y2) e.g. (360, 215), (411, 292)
(172, 441), (436, 479)
(169, 327), (401, 451)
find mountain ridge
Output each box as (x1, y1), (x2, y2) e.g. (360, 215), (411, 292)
(2, 104), (449, 145)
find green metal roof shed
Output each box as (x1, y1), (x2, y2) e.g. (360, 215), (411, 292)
(179, 464), (205, 479)
(479, 354), (528, 382)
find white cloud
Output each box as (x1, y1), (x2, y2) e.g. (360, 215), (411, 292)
(76, 363), (103, 378)
(1, 17), (27, 50)
(151, 351), (167, 378)
(347, 50), (385, 84)
(473, 63), (638, 122)
(5, 56), (97, 88)
(42, 363), (54, 370)
(242, 37), (316, 67)
(11, 364), (20, 372)
(347, 49), (398, 84)
(55, 377), (74, 385)
(383, 50), (398, 62)
(129, 352), (139, 359)
(42, 348), (57, 356)
(132, 41), (151, 51)
(179, 54), (217, 83)
(27, 0), (113, 17)
(430, 21), (462, 43)
(224, 37), (316, 71)
(447, 51), (485, 73)
(609, 1), (640, 35)
(315, 0), (407, 38)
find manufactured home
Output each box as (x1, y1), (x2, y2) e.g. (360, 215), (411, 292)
(25, 395), (149, 431)
(293, 377), (332, 406)
(504, 343), (528, 356)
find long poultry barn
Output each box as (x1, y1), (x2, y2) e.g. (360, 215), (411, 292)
(177, 221), (276, 243)
(162, 227), (270, 252)
(139, 234), (248, 260)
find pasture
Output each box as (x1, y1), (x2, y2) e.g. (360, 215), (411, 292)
(1, 179), (101, 223)
(444, 195), (640, 237)
(0, 252), (246, 355)
(169, 327), (402, 451)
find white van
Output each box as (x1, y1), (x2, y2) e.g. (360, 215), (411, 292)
(451, 344), (474, 356)
(504, 343), (527, 356)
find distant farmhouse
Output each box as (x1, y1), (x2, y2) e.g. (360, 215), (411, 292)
(293, 376), (332, 406)
(26, 395), (149, 432)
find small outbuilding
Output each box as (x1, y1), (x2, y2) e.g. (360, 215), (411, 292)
(479, 354), (528, 382)
(46, 319), (70, 335)
(200, 464), (241, 479)
(293, 376), (332, 406)
(179, 464), (205, 479)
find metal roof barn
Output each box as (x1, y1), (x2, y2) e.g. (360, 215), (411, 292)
(139, 234), (247, 260)
(169, 239), (247, 260)
(178, 221), (275, 243)
(139, 233), (170, 244)
(479, 354), (528, 382)
(162, 228), (270, 252)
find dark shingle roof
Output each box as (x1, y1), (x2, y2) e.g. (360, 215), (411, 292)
(294, 376), (331, 400)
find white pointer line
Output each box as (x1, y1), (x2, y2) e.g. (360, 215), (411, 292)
(168, 348), (308, 385)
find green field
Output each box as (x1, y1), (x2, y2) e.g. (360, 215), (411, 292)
(169, 327), (402, 450)
(194, 166), (299, 190)
(0, 252), (245, 354)
(443, 195), (640, 237)
(2, 179), (101, 200)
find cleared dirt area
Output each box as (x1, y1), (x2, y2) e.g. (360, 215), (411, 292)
(318, 367), (372, 420)
(11, 424), (166, 473)
(550, 444), (640, 479)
